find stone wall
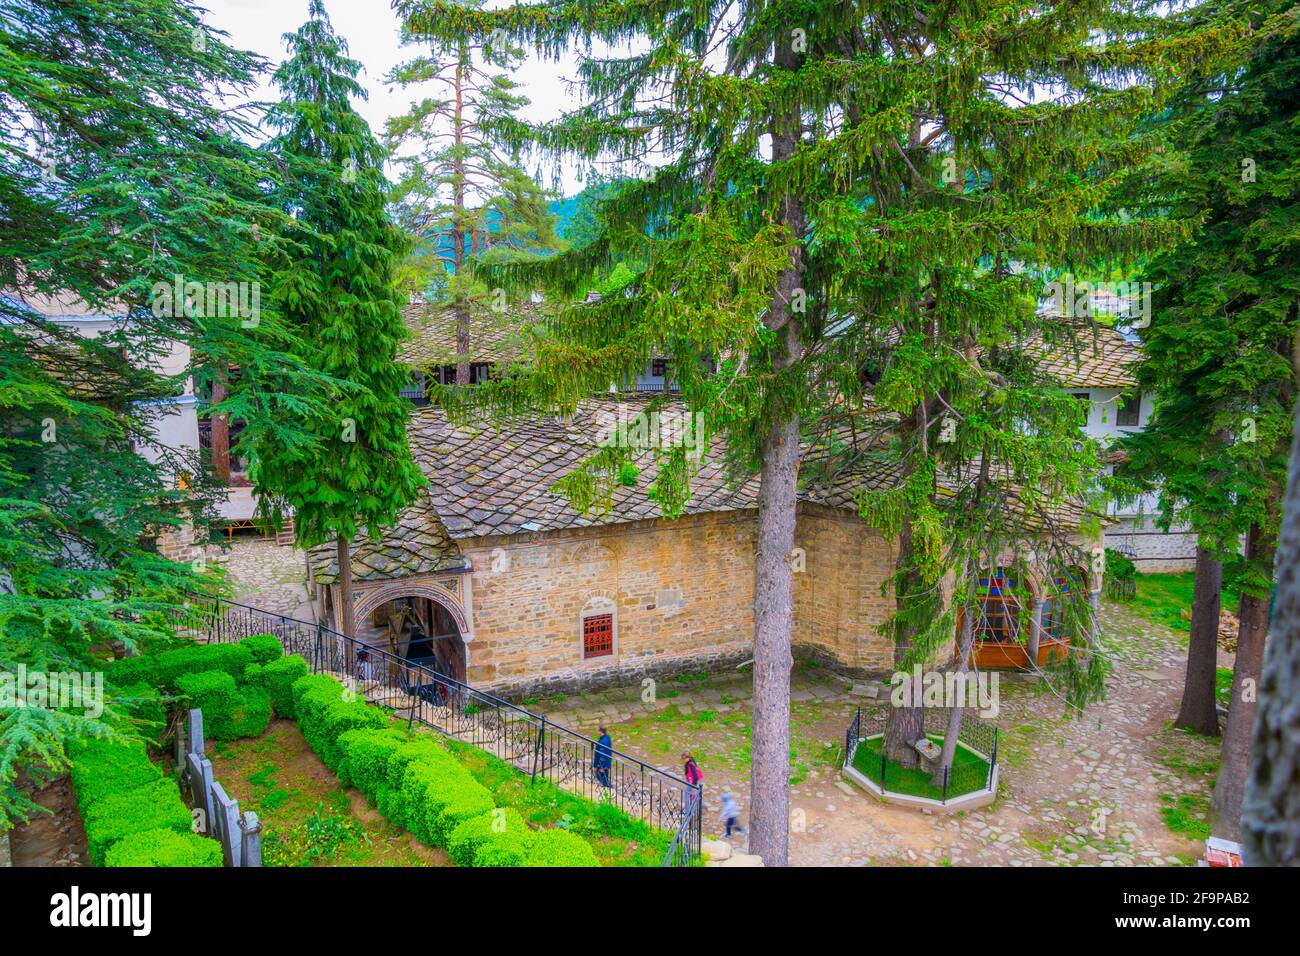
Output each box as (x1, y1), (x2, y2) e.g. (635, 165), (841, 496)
(1106, 517), (1198, 572)
(461, 506), (899, 698)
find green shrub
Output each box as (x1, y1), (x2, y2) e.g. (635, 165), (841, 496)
(151, 643), (253, 690)
(118, 683), (167, 747)
(336, 728), (408, 795)
(225, 686), (272, 739)
(176, 670), (271, 741)
(527, 828), (600, 867)
(239, 633), (284, 665)
(244, 654), (310, 718)
(448, 808), (532, 867)
(68, 739), (163, 818)
(105, 828), (223, 867)
(292, 674), (387, 771)
(105, 655), (161, 690)
(80, 776), (193, 865)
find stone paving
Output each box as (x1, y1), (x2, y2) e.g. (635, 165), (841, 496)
(526, 601), (1220, 867)
(208, 538), (316, 621)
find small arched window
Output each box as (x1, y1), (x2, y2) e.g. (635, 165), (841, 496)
(580, 596), (617, 660)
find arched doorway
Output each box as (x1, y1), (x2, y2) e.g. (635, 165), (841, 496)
(349, 580), (471, 686)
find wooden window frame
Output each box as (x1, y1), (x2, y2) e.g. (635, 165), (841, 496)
(1116, 391), (1141, 427)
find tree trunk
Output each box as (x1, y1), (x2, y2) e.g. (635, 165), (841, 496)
(210, 376), (231, 485)
(1242, 402), (1300, 865)
(932, 594), (975, 785)
(1213, 523), (1272, 840)
(747, 35), (805, 868)
(453, 46), (470, 388)
(884, 511), (926, 769)
(1174, 545), (1223, 736)
(336, 534), (356, 641)
(749, 410), (799, 867)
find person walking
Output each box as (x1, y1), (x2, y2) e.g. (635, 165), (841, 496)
(719, 792), (746, 838)
(593, 725), (613, 788)
(681, 751), (703, 788)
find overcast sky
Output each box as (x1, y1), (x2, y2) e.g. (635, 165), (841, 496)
(201, 0), (594, 196)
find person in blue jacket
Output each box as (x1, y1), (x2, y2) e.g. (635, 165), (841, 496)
(593, 725), (613, 788)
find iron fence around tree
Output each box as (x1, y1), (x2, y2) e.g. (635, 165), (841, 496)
(171, 595), (702, 866)
(843, 705), (999, 804)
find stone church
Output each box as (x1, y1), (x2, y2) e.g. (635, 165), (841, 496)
(305, 304), (1106, 699)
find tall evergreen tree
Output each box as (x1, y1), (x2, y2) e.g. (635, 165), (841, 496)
(0, 0), (326, 825)
(1118, 0), (1300, 840)
(399, 0), (1224, 864)
(255, 1), (424, 639)
(384, 1), (559, 385)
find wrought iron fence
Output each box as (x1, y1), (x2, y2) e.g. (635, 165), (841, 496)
(842, 705), (998, 804)
(171, 595), (702, 865)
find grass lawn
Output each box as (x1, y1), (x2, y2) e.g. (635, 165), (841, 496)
(851, 734), (990, 801)
(443, 737), (677, 866)
(209, 720), (447, 867)
(1129, 571), (1239, 636)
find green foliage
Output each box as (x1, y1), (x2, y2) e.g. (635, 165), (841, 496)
(68, 739), (192, 865)
(447, 807), (530, 866)
(291, 674), (388, 772)
(175, 670), (271, 742)
(118, 683), (167, 748)
(1117, 0), (1300, 591)
(239, 634), (284, 666)
(68, 739), (164, 819)
(527, 827), (600, 867)
(262, 801), (369, 867)
(253, 0), (424, 550)
(104, 827), (223, 868)
(0, 0), (333, 824)
(244, 654), (311, 719)
(110, 643), (254, 693)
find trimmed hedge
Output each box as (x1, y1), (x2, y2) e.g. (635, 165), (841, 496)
(330, 722), (597, 867)
(69, 739), (164, 818)
(175, 670), (271, 741)
(82, 777), (194, 865)
(118, 683), (167, 747)
(68, 739), (196, 865)
(244, 654), (310, 719)
(447, 807), (531, 866)
(239, 633), (284, 665)
(291, 674), (387, 771)
(105, 828), (223, 867)
(109, 642), (253, 692)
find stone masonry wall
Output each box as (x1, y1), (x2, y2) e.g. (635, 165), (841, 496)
(1106, 517), (1198, 573)
(461, 506), (898, 698)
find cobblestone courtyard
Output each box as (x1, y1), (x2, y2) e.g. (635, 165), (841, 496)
(221, 540), (1223, 866)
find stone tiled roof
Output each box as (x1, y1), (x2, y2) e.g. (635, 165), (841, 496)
(397, 301), (547, 368)
(1023, 324), (1140, 389)
(407, 398), (759, 538)
(308, 492), (469, 584)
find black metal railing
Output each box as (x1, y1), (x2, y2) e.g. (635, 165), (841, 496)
(172, 595), (702, 865)
(842, 705), (998, 804)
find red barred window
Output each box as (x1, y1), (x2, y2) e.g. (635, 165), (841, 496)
(583, 613), (614, 659)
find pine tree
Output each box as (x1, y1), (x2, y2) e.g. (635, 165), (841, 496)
(385, 0), (559, 385)
(255, 1), (425, 639)
(398, 0), (1225, 863)
(0, 0), (326, 825)
(1119, 0), (1300, 840)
